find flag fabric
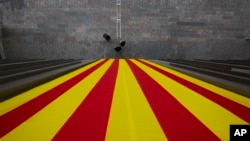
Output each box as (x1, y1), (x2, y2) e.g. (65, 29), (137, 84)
(0, 59), (249, 141)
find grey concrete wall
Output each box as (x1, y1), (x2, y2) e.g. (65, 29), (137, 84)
(0, 0), (250, 60)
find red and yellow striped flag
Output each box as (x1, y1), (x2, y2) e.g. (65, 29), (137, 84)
(0, 59), (249, 141)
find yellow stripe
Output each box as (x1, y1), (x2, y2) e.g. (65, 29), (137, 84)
(0, 60), (102, 115)
(1, 59), (113, 141)
(105, 59), (167, 141)
(141, 59), (250, 108)
(133, 59), (248, 141)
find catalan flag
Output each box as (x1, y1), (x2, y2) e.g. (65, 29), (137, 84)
(0, 59), (249, 141)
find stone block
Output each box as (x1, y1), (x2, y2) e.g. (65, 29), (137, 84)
(176, 21), (205, 26)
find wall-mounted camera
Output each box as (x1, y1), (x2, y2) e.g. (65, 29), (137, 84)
(120, 40), (126, 47)
(114, 40), (126, 52)
(246, 38), (250, 43)
(103, 33), (111, 42)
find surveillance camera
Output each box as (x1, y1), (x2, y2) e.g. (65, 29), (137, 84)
(103, 33), (111, 41)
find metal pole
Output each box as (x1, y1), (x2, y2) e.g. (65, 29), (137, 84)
(116, 0), (121, 41)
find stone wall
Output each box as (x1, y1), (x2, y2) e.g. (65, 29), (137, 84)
(0, 21), (6, 59)
(0, 1), (4, 59)
(0, 0), (250, 60)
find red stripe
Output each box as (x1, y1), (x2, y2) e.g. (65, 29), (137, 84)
(0, 59), (108, 138)
(137, 59), (250, 123)
(52, 59), (118, 141)
(126, 59), (220, 141)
